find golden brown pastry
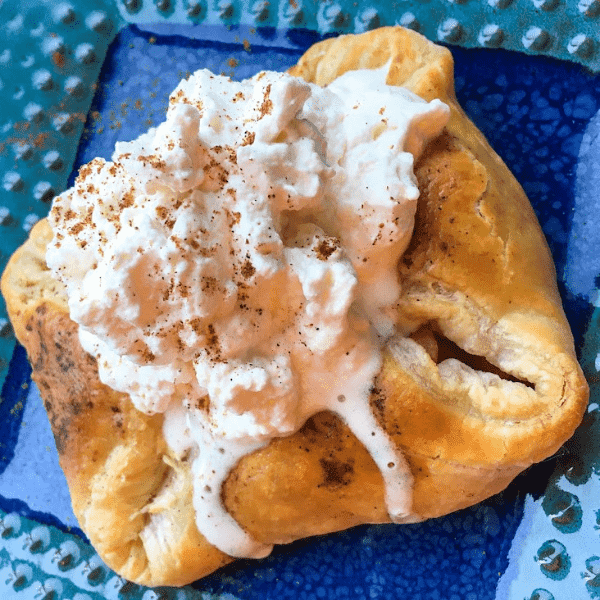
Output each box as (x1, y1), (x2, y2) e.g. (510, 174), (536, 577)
(1, 27), (588, 586)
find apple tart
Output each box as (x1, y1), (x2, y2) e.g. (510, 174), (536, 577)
(1, 27), (588, 586)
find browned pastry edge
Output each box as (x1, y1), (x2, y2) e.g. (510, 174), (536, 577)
(1, 26), (588, 586)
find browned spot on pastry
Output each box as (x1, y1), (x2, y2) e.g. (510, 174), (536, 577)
(300, 412), (343, 443)
(319, 458), (354, 488)
(38, 379), (51, 391)
(24, 306), (116, 454)
(300, 416), (320, 437)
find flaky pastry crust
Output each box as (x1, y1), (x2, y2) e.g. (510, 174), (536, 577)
(1, 27), (588, 586)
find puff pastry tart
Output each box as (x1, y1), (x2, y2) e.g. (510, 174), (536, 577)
(1, 27), (588, 586)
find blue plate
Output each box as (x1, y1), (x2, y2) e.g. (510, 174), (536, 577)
(2, 20), (600, 600)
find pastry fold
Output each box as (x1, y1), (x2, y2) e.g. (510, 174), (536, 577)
(1, 27), (588, 587)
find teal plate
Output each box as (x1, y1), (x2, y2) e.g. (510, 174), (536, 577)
(2, 7), (600, 600)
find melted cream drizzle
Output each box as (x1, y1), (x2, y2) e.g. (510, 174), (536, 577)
(169, 335), (414, 558)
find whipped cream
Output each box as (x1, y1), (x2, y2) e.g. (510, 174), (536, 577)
(47, 65), (449, 557)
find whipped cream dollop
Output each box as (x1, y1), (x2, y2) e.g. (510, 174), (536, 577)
(47, 65), (450, 557)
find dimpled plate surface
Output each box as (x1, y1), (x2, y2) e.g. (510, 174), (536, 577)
(2, 6), (600, 600)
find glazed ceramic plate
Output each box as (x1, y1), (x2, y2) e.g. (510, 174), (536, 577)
(1, 16), (600, 600)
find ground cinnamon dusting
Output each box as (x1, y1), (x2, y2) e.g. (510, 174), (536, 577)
(241, 131), (255, 146)
(138, 155), (167, 170)
(240, 258), (256, 279)
(259, 84), (273, 118)
(314, 238), (338, 261)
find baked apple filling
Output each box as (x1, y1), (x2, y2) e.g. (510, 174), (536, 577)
(410, 322), (535, 389)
